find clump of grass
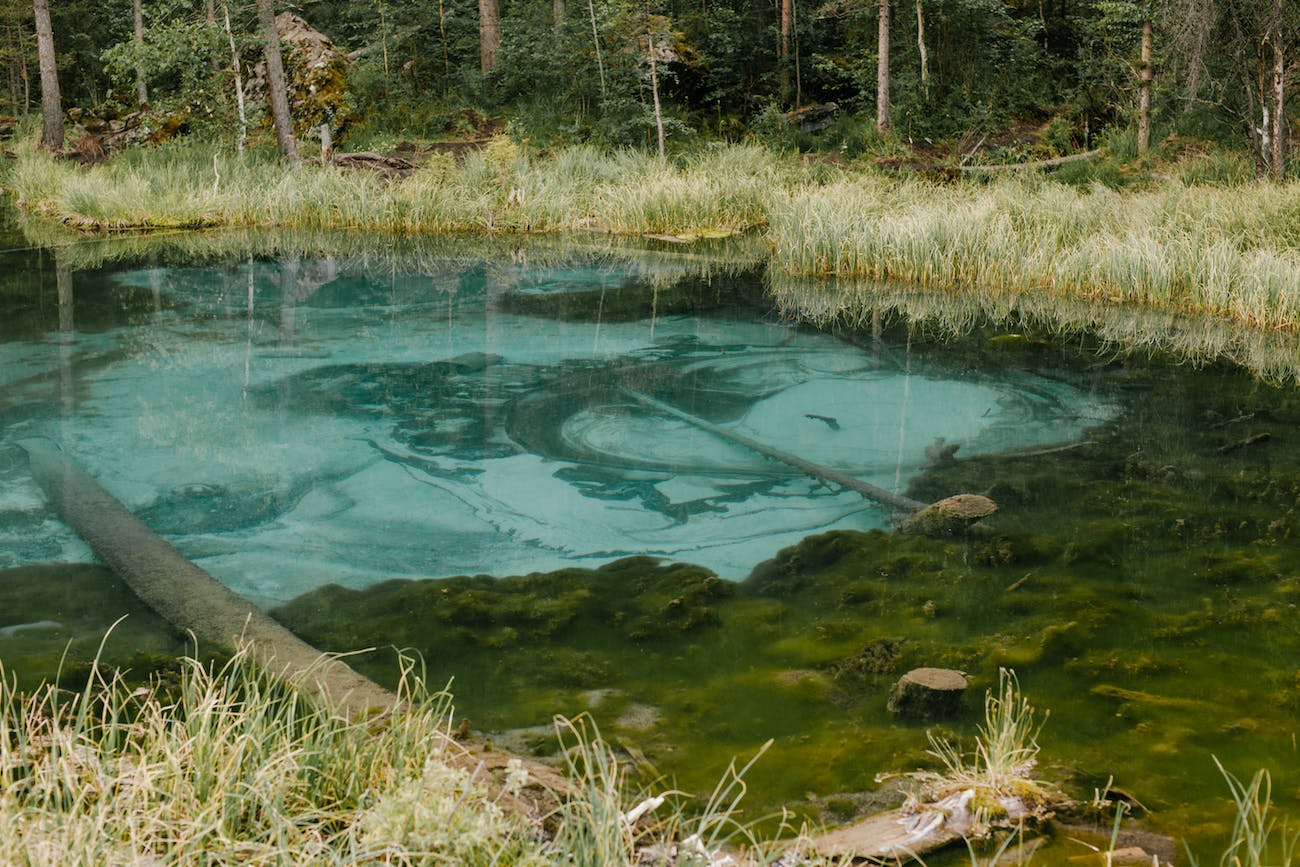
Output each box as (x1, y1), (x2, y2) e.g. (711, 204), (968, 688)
(906, 669), (1055, 836)
(1204, 759), (1299, 867)
(0, 640), (798, 865)
(0, 642), (547, 865)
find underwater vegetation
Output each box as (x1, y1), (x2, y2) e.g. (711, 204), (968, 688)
(263, 315), (1300, 858)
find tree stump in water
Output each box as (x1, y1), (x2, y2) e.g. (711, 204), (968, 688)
(887, 668), (969, 720)
(897, 493), (997, 537)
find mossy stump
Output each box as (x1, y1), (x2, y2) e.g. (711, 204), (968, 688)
(887, 667), (969, 720)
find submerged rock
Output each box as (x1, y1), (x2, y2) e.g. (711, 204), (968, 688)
(898, 494), (998, 537)
(887, 667), (970, 720)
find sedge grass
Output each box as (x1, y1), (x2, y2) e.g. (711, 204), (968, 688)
(0, 641), (805, 866)
(12, 138), (1300, 328)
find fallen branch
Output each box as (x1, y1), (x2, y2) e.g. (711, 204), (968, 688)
(960, 148), (1103, 173)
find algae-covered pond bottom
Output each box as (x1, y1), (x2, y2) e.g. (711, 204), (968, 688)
(1, 232), (1298, 860)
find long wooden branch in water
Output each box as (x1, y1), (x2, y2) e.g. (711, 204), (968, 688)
(621, 388), (926, 513)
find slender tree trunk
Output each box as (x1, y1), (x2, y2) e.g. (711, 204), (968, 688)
(876, 0), (890, 133)
(438, 0), (449, 74)
(256, 0), (299, 164)
(479, 0), (499, 73)
(133, 0), (147, 106)
(205, 0), (220, 72)
(553, 0), (564, 30)
(1271, 0), (1284, 180)
(222, 0), (248, 152)
(780, 0), (793, 106)
(1138, 16), (1152, 155)
(32, 0), (61, 150)
(377, 0), (389, 81)
(915, 0), (927, 100)
(587, 0), (605, 99)
(648, 33), (664, 159)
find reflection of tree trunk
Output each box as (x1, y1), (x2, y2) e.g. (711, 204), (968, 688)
(33, 0), (62, 150)
(55, 253), (75, 423)
(876, 0), (890, 134)
(278, 257), (300, 345)
(1138, 17), (1151, 156)
(256, 0), (300, 164)
(479, 0), (499, 73)
(133, 0), (148, 106)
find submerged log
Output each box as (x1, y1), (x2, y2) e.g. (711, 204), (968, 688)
(622, 388), (997, 534)
(18, 437), (567, 816)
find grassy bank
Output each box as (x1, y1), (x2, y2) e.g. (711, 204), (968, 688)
(8, 139), (1300, 329)
(0, 644), (788, 866)
(768, 173), (1300, 330)
(4, 140), (793, 237)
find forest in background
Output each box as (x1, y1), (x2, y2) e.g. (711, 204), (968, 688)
(2, 0), (1299, 176)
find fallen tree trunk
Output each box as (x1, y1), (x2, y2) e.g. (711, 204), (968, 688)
(960, 148), (1103, 173)
(18, 437), (566, 816)
(622, 389), (999, 534)
(621, 388), (925, 513)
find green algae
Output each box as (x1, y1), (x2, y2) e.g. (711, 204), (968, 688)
(0, 563), (201, 690)
(260, 319), (1300, 860)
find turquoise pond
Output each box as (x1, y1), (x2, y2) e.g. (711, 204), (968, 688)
(2, 230), (1299, 860)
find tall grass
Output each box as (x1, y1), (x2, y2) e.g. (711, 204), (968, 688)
(4, 141), (791, 237)
(768, 172), (1300, 330)
(0, 641), (794, 866)
(12, 138), (1300, 328)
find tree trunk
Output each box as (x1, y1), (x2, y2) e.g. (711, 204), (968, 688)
(780, 0), (793, 106)
(32, 0), (61, 150)
(553, 0), (564, 30)
(915, 0), (927, 99)
(132, 0), (147, 106)
(479, 0), (499, 73)
(1138, 16), (1152, 156)
(587, 0), (605, 99)
(222, 0), (247, 152)
(648, 34), (664, 159)
(256, 0), (299, 164)
(876, 0), (890, 134)
(1271, 0), (1284, 181)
